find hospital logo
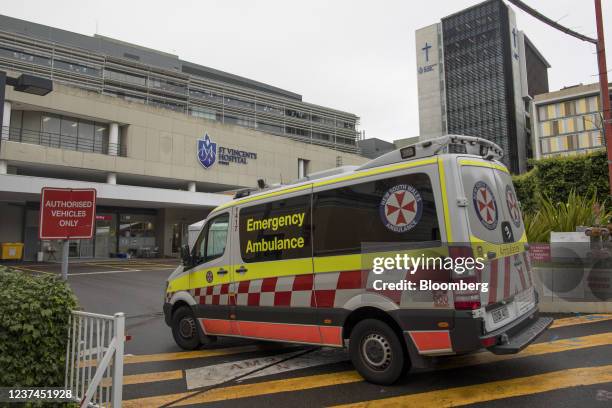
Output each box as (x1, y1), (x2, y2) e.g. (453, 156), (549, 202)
(379, 184), (423, 233)
(197, 133), (217, 169)
(473, 181), (498, 230)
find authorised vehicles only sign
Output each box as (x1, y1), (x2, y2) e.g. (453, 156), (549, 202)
(39, 188), (97, 239)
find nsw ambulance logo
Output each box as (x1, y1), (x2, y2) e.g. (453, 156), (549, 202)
(506, 185), (521, 227)
(197, 133), (217, 169)
(379, 184), (423, 233)
(473, 181), (498, 230)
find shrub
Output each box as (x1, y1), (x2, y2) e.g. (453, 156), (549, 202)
(512, 169), (538, 215)
(513, 151), (609, 214)
(0, 268), (78, 387)
(536, 151), (609, 205)
(524, 190), (612, 243)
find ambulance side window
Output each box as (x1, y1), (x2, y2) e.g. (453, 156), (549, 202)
(192, 213), (229, 265)
(205, 214), (229, 261)
(239, 194), (312, 263)
(313, 173), (440, 256)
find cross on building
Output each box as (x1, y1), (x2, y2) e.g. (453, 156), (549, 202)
(422, 42), (432, 62)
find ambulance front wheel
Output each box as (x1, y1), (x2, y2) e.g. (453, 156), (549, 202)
(349, 319), (408, 385)
(171, 305), (201, 350)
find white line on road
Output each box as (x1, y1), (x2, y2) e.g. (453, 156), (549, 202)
(68, 269), (143, 276)
(184, 348), (349, 389)
(237, 348), (349, 381)
(185, 350), (304, 389)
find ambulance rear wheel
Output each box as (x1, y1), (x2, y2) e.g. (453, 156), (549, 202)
(349, 319), (407, 385)
(171, 306), (201, 350)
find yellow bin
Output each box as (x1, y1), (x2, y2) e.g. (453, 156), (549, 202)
(1, 243), (24, 260)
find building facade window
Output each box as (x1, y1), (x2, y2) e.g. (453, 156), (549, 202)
(256, 102), (284, 116)
(53, 59), (100, 77)
(0, 30), (359, 153)
(298, 158), (310, 179)
(286, 126), (310, 138)
(285, 108), (310, 121)
(189, 106), (219, 121)
(104, 69), (147, 87)
(224, 95), (254, 110)
(256, 121), (283, 134)
(9, 110), (111, 155)
(224, 113), (255, 128)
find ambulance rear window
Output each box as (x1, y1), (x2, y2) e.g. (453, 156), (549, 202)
(460, 162), (522, 244)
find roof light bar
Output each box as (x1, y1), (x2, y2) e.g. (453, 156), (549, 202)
(358, 135), (504, 171)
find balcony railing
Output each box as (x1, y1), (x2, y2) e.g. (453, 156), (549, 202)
(1, 126), (127, 157)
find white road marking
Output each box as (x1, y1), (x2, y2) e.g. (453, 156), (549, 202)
(238, 348), (349, 381)
(185, 350), (304, 389)
(184, 348), (349, 389)
(68, 269), (143, 276)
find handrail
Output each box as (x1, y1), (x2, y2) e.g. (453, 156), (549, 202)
(1, 126), (127, 157)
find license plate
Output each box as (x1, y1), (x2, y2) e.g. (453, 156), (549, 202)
(491, 306), (509, 323)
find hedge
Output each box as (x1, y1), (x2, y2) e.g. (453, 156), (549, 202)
(0, 266), (78, 388)
(513, 150), (609, 213)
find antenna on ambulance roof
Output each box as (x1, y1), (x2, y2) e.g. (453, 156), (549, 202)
(357, 135), (504, 170)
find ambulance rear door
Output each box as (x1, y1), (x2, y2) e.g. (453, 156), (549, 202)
(458, 158), (534, 333)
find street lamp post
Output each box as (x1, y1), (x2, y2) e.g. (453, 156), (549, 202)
(0, 70), (53, 147)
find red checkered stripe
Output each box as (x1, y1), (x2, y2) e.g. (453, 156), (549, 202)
(192, 283), (233, 305)
(184, 268), (443, 309)
(163, 271), (369, 308)
(482, 253), (533, 305)
(232, 271), (366, 308)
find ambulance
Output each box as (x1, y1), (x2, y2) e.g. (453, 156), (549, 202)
(163, 135), (552, 384)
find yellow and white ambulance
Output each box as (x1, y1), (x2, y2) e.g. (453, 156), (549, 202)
(163, 135), (552, 384)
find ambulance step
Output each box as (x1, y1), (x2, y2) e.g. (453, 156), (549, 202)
(489, 317), (553, 355)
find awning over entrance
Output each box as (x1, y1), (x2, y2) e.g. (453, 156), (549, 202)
(0, 174), (232, 209)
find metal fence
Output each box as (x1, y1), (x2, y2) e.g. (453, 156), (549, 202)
(65, 311), (125, 408)
(1, 126), (127, 157)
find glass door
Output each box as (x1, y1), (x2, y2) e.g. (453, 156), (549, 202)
(95, 214), (117, 258)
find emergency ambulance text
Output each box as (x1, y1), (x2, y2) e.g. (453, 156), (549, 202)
(246, 212), (306, 232)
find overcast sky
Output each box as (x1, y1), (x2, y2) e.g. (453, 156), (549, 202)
(1, 0), (610, 142)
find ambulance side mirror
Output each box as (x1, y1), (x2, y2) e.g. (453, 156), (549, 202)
(180, 244), (192, 267)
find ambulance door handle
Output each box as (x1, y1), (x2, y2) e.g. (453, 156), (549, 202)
(216, 268), (228, 276)
(236, 266), (248, 274)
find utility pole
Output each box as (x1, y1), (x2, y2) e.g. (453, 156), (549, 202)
(507, 0), (612, 195)
(594, 0), (612, 195)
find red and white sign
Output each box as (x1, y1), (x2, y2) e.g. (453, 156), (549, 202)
(39, 188), (97, 239)
(529, 243), (551, 262)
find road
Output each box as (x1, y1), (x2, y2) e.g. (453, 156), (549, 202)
(10, 260), (612, 407)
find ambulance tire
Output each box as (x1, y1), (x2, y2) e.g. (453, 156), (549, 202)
(171, 305), (201, 350)
(349, 319), (407, 385)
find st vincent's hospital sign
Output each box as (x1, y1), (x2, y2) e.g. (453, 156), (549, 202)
(197, 133), (258, 169)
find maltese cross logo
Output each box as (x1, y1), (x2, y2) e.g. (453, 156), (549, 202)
(379, 184), (423, 233)
(472, 181), (498, 230)
(506, 185), (521, 227)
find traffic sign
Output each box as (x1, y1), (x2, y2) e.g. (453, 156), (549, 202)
(39, 188), (97, 239)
